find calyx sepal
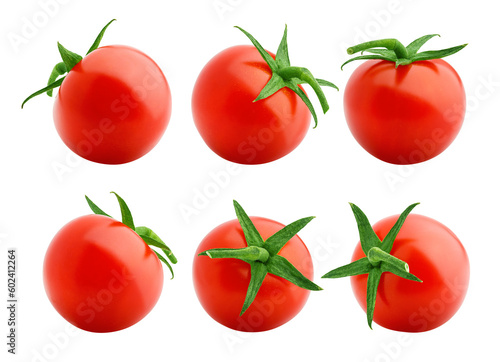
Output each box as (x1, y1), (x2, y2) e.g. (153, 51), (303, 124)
(21, 19), (116, 108)
(236, 25), (338, 128)
(199, 200), (322, 316)
(85, 191), (177, 279)
(341, 34), (467, 69)
(322, 203), (422, 329)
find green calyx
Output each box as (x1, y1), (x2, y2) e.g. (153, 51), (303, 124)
(236, 25), (338, 128)
(322, 203), (422, 329)
(86, 192), (177, 279)
(341, 34), (467, 69)
(199, 200), (322, 316)
(21, 19), (116, 108)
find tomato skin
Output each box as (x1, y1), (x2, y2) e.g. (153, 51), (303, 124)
(192, 217), (314, 332)
(53, 45), (171, 164)
(43, 214), (163, 332)
(350, 214), (469, 332)
(344, 59), (465, 164)
(192, 45), (311, 165)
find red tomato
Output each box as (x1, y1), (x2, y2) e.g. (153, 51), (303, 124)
(192, 217), (314, 332)
(350, 214), (469, 332)
(44, 214), (163, 332)
(344, 59), (465, 164)
(53, 45), (171, 164)
(192, 45), (311, 164)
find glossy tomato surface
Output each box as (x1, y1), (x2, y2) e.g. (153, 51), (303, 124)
(344, 59), (465, 164)
(54, 45), (171, 164)
(350, 214), (469, 332)
(193, 217), (314, 332)
(43, 214), (164, 332)
(192, 45), (311, 164)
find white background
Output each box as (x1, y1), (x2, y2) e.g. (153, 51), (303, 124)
(1, 0), (498, 361)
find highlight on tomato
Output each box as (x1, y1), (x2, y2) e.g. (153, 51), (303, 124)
(192, 200), (322, 332)
(22, 20), (172, 164)
(322, 203), (469, 332)
(342, 35), (467, 164)
(192, 26), (338, 165)
(43, 192), (177, 333)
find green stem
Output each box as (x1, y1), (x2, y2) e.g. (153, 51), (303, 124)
(199, 200), (322, 316)
(322, 203), (425, 329)
(21, 77), (65, 109)
(22, 20), (115, 108)
(348, 38), (408, 59)
(201, 246), (270, 263)
(367, 247), (409, 272)
(47, 62), (67, 97)
(85, 193), (177, 277)
(279, 66), (329, 113)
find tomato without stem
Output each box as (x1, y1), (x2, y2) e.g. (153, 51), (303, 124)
(193, 216), (315, 332)
(44, 214), (164, 333)
(54, 45), (171, 164)
(350, 213), (469, 332)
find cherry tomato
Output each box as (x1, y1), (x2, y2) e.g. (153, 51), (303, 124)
(192, 45), (310, 164)
(54, 45), (171, 164)
(193, 216), (314, 332)
(344, 59), (465, 164)
(350, 213), (469, 332)
(44, 214), (164, 332)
